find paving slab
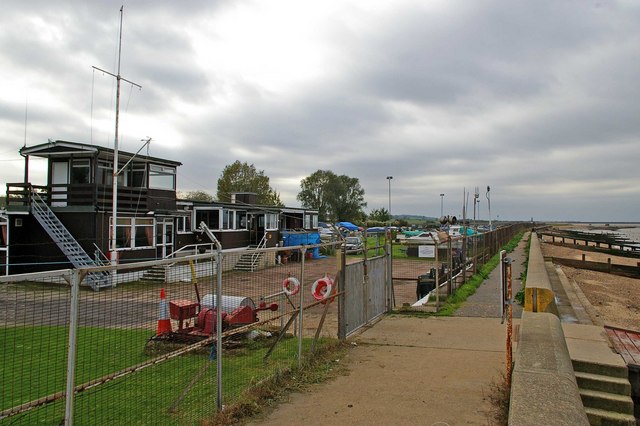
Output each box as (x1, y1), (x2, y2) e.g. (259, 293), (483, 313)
(563, 323), (627, 368)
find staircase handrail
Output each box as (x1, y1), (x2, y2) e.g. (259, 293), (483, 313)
(199, 222), (222, 251)
(163, 243), (215, 260)
(30, 189), (112, 290)
(31, 191), (74, 237)
(93, 243), (111, 267)
(250, 234), (268, 265)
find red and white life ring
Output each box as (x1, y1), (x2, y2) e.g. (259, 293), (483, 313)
(282, 277), (301, 296)
(311, 276), (335, 302)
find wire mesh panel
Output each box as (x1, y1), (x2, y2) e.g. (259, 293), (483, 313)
(368, 256), (388, 320)
(71, 256), (219, 425)
(343, 261), (366, 336)
(392, 246), (445, 307)
(0, 270), (72, 425)
(342, 254), (390, 338)
(1, 240), (346, 424)
(217, 243), (341, 409)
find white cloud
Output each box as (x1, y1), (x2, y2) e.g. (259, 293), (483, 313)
(0, 0), (638, 221)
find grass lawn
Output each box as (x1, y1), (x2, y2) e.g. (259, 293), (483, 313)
(1, 325), (328, 425)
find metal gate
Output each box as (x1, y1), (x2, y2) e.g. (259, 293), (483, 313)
(340, 253), (390, 338)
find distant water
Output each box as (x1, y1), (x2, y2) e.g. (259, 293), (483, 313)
(617, 227), (640, 247)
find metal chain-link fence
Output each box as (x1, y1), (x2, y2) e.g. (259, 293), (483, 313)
(1, 225), (525, 424)
(1, 240), (350, 425)
(392, 223), (529, 309)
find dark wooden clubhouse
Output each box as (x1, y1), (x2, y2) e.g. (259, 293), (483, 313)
(1, 140), (319, 278)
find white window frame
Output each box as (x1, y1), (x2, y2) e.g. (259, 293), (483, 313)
(110, 216), (156, 251)
(304, 214), (318, 229)
(149, 164), (176, 190)
(222, 209), (234, 230)
(176, 214), (192, 234)
(236, 211), (247, 230)
(71, 159), (91, 184)
(194, 207), (221, 230)
(265, 213), (279, 230)
(127, 162), (147, 188)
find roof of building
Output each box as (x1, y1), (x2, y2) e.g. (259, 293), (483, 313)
(20, 140), (182, 167)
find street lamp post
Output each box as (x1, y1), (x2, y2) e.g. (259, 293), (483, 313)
(439, 193), (445, 218)
(486, 186), (492, 230)
(386, 176), (393, 225)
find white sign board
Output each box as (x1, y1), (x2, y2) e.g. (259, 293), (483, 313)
(418, 245), (436, 258)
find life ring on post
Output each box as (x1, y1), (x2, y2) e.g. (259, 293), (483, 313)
(282, 277), (301, 296)
(311, 276), (335, 303)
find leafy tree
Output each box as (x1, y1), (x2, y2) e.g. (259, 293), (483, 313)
(297, 170), (367, 222)
(396, 218), (409, 227)
(178, 190), (214, 202)
(217, 161), (283, 206)
(369, 208), (390, 222)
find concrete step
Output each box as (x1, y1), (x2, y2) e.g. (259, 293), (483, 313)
(579, 389), (634, 415)
(584, 407), (636, 426)
(142, 267), (166, 282)
(575, 371), (633, 395)
(234, 266), (255, 272)
(573, 359), (629, 379)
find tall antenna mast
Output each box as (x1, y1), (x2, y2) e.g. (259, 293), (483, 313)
(23, 96), (28, 148)
(473, 186), (479, 225)
(93, 6), (142, 266)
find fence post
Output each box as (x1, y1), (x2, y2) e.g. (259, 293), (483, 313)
(447, 238), (452, 295)
(435, 242), (440, 312)
(462, 230), (467, 286)
(387, 238), (393, 309)
(473, 234), (478, 275)
(298, 247), (306, 368)
(338, 243), (347, 340)
(215, 249), (223, 411)
(64, 269), (80, 425)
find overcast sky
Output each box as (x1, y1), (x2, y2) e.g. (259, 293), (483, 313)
(1, 0), (638, 222)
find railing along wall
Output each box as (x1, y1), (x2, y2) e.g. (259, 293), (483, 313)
(6, 182), (149, 210)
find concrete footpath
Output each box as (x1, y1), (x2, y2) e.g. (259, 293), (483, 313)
(250, 235), (530, 425)
(453, 233), (529, 319)
(250, 317), (508, 425)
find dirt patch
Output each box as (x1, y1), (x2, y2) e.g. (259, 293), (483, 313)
(541, 241), (640, 330)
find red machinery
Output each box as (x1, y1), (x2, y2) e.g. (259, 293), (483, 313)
(168, 294), (277, 339)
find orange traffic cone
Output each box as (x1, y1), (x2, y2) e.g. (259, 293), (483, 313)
(156, 288), (172, 336)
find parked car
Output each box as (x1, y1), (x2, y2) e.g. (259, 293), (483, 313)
(345, 236), (364, 253)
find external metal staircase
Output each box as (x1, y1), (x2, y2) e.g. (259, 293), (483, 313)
(30, 191), (113, 291)
(141, 265), (167, 283)
(234, 235), (267, 272)
(198, 221), (266, 272)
